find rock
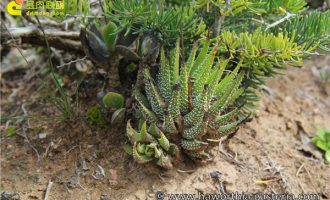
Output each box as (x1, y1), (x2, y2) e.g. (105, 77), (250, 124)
(100, 194), (110, 200)
(210, 171), (222, 179)
(109, 169), (118, 180)
(93, 165), (105, 180)
(38, 133), (47, 139)
(1, 191), (20, 200)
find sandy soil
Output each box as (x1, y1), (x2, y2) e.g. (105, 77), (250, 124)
(1, 55), (329, 200)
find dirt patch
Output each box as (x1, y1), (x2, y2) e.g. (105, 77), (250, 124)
(1, 55), (330, 200)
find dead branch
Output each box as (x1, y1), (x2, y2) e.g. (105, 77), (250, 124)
(1, 26), (83, 53)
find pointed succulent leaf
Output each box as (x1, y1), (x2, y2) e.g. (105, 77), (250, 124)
(126, 120), (140, 142)
(208, 60), (228, 95)
(182, 113), (208, 139)
(170, 38), (180, 85)
(217, 119), (241, 135)
(190, 40), (211, 78)
(158, 130), (170, 151)
(193, 84), (209, 109)
(136, 102), (157, 123)
(210, 108), (238, 129)
(183, 106), (204, 127)
(210, 73), (243, 115)
(221, 87), (244, 112)
(181, 139), (208, 151)
(192, 46), (217, 97)
(158, 48), (172, 102)
(148, 123), (161, 138)
(162, 111), (177, 133)
(140, 121), (154, 142)
(133, 89), (151, 109)
(186, 43), (198, 74)
(144, 68), (165, 118)
(168, 83), (181, 119)
(179, 65), (189, 114)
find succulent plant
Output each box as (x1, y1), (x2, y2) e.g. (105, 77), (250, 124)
(80, 23), (111, 63)
(126, 120), (180, 169)
(126, 39), (248, 168)
(102, 92), (125, 110)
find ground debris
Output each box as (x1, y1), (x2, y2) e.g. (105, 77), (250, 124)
(0, 191), (20, 200)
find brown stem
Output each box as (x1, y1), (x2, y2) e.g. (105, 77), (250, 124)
(213, 11), (225, 38)
(107, 53), (122, 92)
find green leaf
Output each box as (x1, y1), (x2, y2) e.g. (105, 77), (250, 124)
(103, 92), (125, 110)
(5, 126), (16, 137)
(316, 140), (328, 152)
(171, 38), (180, 85)
(325, 150), (330, 164)
(102, 22), (118, 50)
(111, 108), (126, 124)
(123, 144), (133, 155)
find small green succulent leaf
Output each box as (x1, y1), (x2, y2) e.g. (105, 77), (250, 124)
(127, 63), (138, 73)
(181, 139), (208, 151)
(136, 102), (157, 123)
(148, 123), (161, 138)
(210, 108), (238, 129)
(217, 119), (241, 135)
(123, 144), (133, 155)
(102, 21), (118, 50)
(312, 128), (330, 163)
(133, 89), (151, 109)
(144, 145), (155, 157)
(86, 105), (106, 127)
(158, 131), (170, 151)
(148, 143), (161, 158)
(315, 140), (328, 152)
(137, 143), (146, 154)
(103, 92), (125, 110)
(325, 150), (330, 164)
(126, 120), (140, 142)
(111, 108), (126, 124)
(140, 121), (154, 142)
(316, 128), (326, 141)
(132, 143), (153, 164)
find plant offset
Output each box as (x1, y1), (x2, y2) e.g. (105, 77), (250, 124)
(75, 0), (330, 168)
